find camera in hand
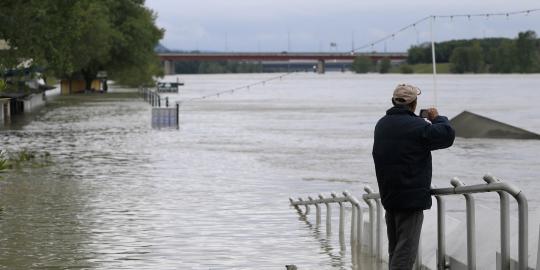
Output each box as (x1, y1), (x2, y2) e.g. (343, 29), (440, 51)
(419, 109), (429, 118)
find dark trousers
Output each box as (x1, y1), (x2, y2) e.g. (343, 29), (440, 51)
(385, 210), (424, 270)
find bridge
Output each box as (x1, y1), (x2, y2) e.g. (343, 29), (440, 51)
(157, 52), (408, 74)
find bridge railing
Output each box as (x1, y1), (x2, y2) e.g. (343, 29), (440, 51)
(289, 174), (530, 270)
(139, 86), (161, 107)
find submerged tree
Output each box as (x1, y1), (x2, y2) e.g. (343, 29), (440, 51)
(379, 57), (391, 74)
(351, 55), (373, 73)
(0, 0), (164, 88)
(488, 40), (518, 73)
(515, 31), (540, 73)
(449, 42), (484, 73)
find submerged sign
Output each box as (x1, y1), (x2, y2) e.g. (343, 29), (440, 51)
(156, 82), (183, 93)
(450, 111), (540, 140)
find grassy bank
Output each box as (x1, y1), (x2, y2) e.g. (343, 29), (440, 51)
(389, 63), (451, 74)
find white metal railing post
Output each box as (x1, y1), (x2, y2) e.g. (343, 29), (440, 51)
(515, 192), (528, 270)
(344, 191), (363, 257)
(363, 191), (376, 257)
(298, 198), (309, 215)
(537, 224), (540, 270)
(332, 192), (346, 247)
(356, 203), (363, 258)
(320, 194), (331, 235)
(451, 178), (476, 270)
(351, 199), (358, 255)
(483, 175), (510, 270)
(430, 15), (438, 107)
(343, 192), (357, 249)
(364, 186), (382, 261)
(308, 196), (321, 226)
(432, 184), (450, 270)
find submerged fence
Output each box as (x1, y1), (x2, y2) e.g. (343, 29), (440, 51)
(290, 174), (533, 270)
(139, 86), (179, 129)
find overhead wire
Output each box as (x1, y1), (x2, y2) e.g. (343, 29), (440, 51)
(179, 8), (539, 104)
(183, 72), (294, 103)
(351, 8), (540, 53)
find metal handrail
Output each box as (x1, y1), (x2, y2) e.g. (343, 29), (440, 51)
(139, 86), (163, 107)
(430, 175), (528, 270)
(289, 174), (529, 270)
(290, 191), (364, 264)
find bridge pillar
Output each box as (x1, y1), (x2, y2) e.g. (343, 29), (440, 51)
(163, 60), (175, 75)
(317, 59), (325, 74)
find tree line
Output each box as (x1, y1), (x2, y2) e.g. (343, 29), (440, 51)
(407, 30), (540, 73)
(0, 0), (163, 88)
(174, 60), (263, 74)
(351, 30), (540, 74)
(351, 57), (392, 74)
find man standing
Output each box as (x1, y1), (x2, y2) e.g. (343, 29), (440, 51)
(372, 84), (455, 269)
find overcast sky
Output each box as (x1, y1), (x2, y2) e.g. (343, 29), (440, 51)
(145, 1), (540, 52)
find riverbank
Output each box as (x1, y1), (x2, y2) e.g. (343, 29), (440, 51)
(389, 63), (451, 73)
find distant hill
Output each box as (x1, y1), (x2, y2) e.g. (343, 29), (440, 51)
(154, 43), (170, 53)
(154, 43), (222, 54)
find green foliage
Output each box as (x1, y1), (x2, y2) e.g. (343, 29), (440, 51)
(407, 31), (540, 73)
(198, 62), (226, 73)
(176, 61), (263, 74)
(351, 56), (373, 73)
(390, 63), (450, 74)
(174, 61), (202, 74)
(515, 31), (539, 73)
(407, 38), (510, 64)
(407, 44), (432, 64)
(399, 64), (414, 74)
(488, 41), (518, 73)
(379, 58), (391, 74)
(0, 0), (164, 88)
(0, 151), (8, 172)
(449, 42), (484, 73)
(15, 149), (36, 162)
(449, 47), (468, 73)
(0, 149), (52, 175)
(0, 79), (6, 92)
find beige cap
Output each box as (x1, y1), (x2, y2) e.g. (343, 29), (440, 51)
(392, 84), (421, 105)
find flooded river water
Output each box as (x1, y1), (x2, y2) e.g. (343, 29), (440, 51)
(1, 73), (539, 269)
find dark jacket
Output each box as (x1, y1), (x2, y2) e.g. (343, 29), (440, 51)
(372, 106), (455, 210)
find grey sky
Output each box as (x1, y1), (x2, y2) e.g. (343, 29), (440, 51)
(145, 0), (540, 52)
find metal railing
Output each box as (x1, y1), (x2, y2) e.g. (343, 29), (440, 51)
(290, 192), (365, 266)
(289, 174), (529, 270)
(139, 86), (171, 107)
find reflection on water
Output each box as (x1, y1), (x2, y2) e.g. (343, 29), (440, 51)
(0, 74), (539, 269)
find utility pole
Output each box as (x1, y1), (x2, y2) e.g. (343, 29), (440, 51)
(287, 30), (291, 52)
(225, 32), (229, 52)
(287, 30), (291, 72)
(351, 31), (355, 52)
